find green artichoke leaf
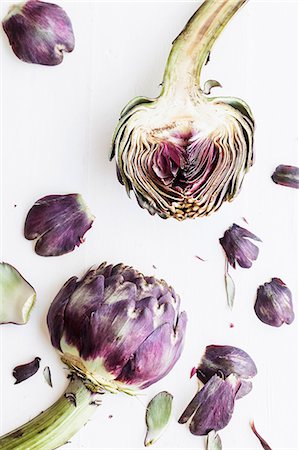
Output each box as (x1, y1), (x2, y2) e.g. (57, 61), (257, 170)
(144, 391), (173, 447)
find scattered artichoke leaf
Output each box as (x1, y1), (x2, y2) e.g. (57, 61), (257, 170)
(43, 366), (53, 387)
(271, 165), (299, 189)
(220, 224), (261, 269)
(250, 420), (272, 450)
(0, 262), (36, 325)
(206, 430), (222, 450)
(13, 357), (41, 384)
(24, 193), (95, 257)
(254, 278), (294, 327)
(144, 391), (173, 447)
(2, 0), (75, 66)
(224, 268), (235, 310)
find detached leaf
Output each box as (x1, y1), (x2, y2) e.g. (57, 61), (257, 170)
(13, 357), (41, 384)
(24, 193), (95, 257)
(206, 430), (222, 450)
(43, 366), (53, 387)
(250, 420), (272, 450)
(271, 165), (299, 189)
(224, 269), (235, 310)
(145, 391), (173, 447)
(0, 262), (36, 325)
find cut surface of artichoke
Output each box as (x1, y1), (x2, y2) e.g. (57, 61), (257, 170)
(111, 0), (254, 220)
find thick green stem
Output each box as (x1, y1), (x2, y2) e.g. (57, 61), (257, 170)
(0, 377), (100, 450)
(162, 0), (247, 96)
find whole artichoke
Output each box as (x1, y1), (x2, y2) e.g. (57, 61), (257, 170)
(47, 262), (187, 393)
(0, 263), (186, 450)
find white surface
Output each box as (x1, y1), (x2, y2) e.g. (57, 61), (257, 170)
(0, 1), (298, 449)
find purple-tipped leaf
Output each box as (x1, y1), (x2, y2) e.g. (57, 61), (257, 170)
(24, 194), (94, 257)
(13, 357), (41, 384)
(271, 165), (299, 189)
(219, 224), (261, 269)
(2, 0), (75, 66)
(254, 278), (294, 327)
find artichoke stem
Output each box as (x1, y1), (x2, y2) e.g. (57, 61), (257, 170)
(162, 0), (247, 97)
(0, 376), (100, 450)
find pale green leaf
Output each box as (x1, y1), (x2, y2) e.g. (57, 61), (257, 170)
(206, 430), (222, 450)
(144, 391), (173, 447)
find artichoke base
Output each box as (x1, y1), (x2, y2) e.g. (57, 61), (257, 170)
(61, 352), (138, 396)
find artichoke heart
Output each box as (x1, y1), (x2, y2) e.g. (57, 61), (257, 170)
(111, 0), (254, 220)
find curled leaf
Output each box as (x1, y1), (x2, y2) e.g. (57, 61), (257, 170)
(271, 165), (299, 189)
(206, 430), (222, 450)
(0, 262), (36, 325)
(250, 420), (272, 450)
(203, 80), (222, 95)
(13, 357), (41, 384)
(144, 391), (173, 446)
(43, 366), (53, 387)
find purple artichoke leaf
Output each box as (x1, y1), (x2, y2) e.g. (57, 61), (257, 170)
(219, 224), (261, 269)
(254, 278), (294, 327)
(13, 357), (41, 384)
(271, 165), (299, 189)
(178, 390), (202, 424)
(116, 312), (187, 389)
(197, 345), (257, 385)
(250, 420), (272, 450)
(47, 276), (78, 350)
(2, 0), (75, 66)
(189, 374), (240, 435)
(235, 380), (252, 399)
(24, 194), (94, 257)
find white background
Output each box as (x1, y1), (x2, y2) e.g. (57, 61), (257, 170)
(0, 1), (298, 449)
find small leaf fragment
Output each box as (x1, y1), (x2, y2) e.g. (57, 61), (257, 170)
(225, 268), (235, 310)
(203, 80), (222, 95)
(206, 430), (222, 450)
(144, 391), (173, 447)
(250, 420), (272, 450)
(43, 366), (53, 387)
(0, 262), (36, 325)
(13, 357), (41, 384)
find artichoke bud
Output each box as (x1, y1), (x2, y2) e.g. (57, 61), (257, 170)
(47, 262), (187, 394)
(2, 0), (75, 66)
(111, 0), (254, 220)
